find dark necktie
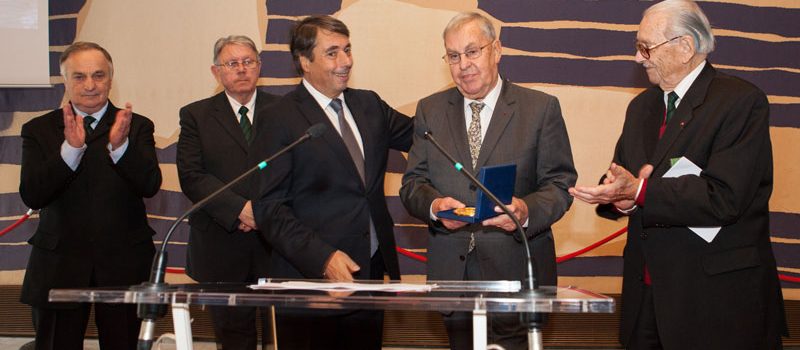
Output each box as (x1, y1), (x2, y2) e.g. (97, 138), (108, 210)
(330, 98), (377, 256)
(83, 115), (96, 135)
(659, 92), (679, 139)
(238, 106), (253, 144)
(468, 102), (485, 169)
(329, 98), (365, 183)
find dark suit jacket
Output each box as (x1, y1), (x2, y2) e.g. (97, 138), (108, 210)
(19, 102), (162, 307)
(177, 90), (278, 282)
(251, 84), (413, 280)
(400, 81), (576, 286)
(602, 63), (787, 349)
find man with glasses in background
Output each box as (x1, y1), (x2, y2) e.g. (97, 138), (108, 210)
(400, 12), (576, 350)
(569, 0), (787, 348)
(177, 35), (278, 350)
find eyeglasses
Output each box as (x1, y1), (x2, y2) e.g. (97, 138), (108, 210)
(635, 36), (681, 59)
(443, 42), (493, 65)
(216, 58), (260, 70)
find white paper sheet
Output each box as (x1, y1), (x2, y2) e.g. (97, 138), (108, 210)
(662, 157), (721, 243)
(249, 280), (436, 292)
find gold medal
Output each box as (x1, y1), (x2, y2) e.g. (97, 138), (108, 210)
(453, 207), (476, 217)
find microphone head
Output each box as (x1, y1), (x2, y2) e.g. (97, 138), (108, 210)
(307, 123), (328, 138)
(415, 126), (432, 139)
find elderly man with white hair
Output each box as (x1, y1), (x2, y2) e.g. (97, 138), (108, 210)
(570, 1), (788, 349)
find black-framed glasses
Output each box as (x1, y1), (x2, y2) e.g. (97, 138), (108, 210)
(216, 58), (260, 70)
(443, 42), (493, 65)
(635, 36), (681, 59)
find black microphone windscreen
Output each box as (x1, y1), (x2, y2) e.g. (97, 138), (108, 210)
(415, 125), (430, 138)
(307, 123), (328, 138)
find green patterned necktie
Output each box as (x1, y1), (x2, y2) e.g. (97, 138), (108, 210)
(238, 106), (252, 144)
(665, 91), (679, 124)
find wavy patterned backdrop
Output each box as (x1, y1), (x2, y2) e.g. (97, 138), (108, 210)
(1, 0), (798, 299)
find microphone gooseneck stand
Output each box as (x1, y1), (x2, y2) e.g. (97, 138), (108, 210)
(133, 123), (327, 350)
(421, 129), (548, 350)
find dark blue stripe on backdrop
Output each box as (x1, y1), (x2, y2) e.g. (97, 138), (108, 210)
(0, 245), (32, 270)
(49, 51), (62, 77)
(0, 193), (28, 218)
(501, 27), (800, 70)
(557, 256), (624, 277)
(156, 144), (176, 164)
(266, 19), (295, 45)
(480, 1), (798, 38)
(387, 196), (423, 226)
(143, 190), (192, 219)
(48, 18), (77, 47)
(0, 85), (64, 113)
(49, 0), (85, 16)
(0, 136), (21, 165)
(265, 0), (340, 16)
(773, 242), (800, 270)
(259, 51), (297, 79)
(770, 104), (800, 128)
(258, 85), (295, 97)
(0, 219), (37, 243)
(500, 56), (650, 89)
(499, 56), (798, 97)
(393, 225), (428, 250)
(771, 212), (800, 240)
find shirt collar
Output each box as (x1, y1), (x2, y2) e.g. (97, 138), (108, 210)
(668, 60), (706, 102)
(225, 91), (257, 114)
(464, 75), (503, 112)
(303, 78), (345, 111)
(73, 101), (109, 121)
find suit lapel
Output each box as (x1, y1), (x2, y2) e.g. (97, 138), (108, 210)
(445, 89), (473, 171)
(475, 81), (514, 170)
(641, 92), (664, 161)
(649, 64), (715, 168)
(294, 85), (365, 188)
(211, 92), (249, 152)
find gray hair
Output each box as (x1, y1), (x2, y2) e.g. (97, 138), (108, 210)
(212, 35), (260, 65)
(59, 41), (114, 78)
(443, 12), (496, 41)
(645, 0), (715, 54)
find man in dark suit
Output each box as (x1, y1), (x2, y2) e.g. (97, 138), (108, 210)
(400, 12), (577, 350)
(177, 35), (278, 350)
(250, 15), (413, 350)
(569, 1), (788, 349)
(18, 41), (162, 350)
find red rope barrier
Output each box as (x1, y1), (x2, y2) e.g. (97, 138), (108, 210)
(3, 209), (797, 283)
(555, 227), (628, 263)
(396, 246), (428, 262)
(0, 209), (35, 237)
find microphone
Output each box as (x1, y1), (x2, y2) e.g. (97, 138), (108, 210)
(134, 123), (327, 350)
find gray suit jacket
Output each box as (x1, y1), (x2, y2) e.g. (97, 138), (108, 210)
(400, 80), (576, 285)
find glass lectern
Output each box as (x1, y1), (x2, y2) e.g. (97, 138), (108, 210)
(50, 279), (614, 350)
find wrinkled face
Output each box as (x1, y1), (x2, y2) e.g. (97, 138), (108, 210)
(444, 20), (501, 100)
(63, 49), (113, 114)
(301, 29), (352, 98)
(635, 12), (684, 90)
(211, 43), (261, 100)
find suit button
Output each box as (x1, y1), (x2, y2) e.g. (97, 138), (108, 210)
(469, 184), (477, 191)
(459, 255), (465, 261)
(640, 232), (648, 240)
